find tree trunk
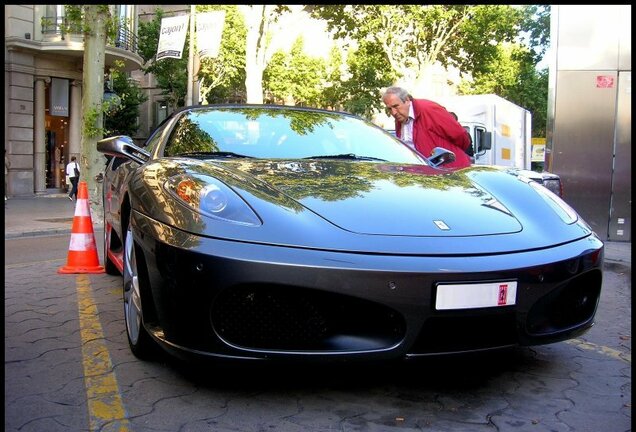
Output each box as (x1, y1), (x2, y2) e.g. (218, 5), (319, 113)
(242, 5), (266, 104)
(80, 5), (109, 223)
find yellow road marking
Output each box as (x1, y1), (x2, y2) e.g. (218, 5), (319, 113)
(566, 338), (631, 363)
(77, 274), (131, 431)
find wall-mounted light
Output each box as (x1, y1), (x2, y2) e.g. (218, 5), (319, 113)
(25, 33), (31, 39)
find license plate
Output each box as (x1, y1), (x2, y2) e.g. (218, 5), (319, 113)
(435, 281), (517, 310)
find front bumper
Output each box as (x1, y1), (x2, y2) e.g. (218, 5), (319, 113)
(131, 211), (604, 362)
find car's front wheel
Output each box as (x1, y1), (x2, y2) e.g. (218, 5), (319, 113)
(123, 213), (156, 359)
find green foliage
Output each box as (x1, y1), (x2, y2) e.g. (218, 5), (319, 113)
(197, 5), (247, 104)
(137, 8), (164, 61)
(133, 4), (550, 132)
(83, 106), (102, 138)
(318, 47), (345, 110)
(338, 42), (397, 119)
(138, 8), (189, 109)
(311, 4), (549, 131)
(104, 62), (149, 137)
(138, 6), (248, 107)
(61, 5), (84, 34)
(165, 117), (218, 156)
(61, 5), (117, 40)
(519, 5), (551, 62)
(264, 37), (327, 106)
(310, 5), (521, 82)
(458, 5), (551, 136)
(262, 36), (394, 119)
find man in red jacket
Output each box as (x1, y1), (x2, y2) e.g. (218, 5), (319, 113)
(382, 86), (471, 169)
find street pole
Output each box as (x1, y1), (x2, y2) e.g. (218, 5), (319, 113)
(186, 5), (195, 106)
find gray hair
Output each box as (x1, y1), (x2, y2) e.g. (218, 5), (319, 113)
(382, 86), (412, 102)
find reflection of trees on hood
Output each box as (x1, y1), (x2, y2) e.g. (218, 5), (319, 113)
(221, 160), (486, 204)
(274, 161), (373, 202)
(140, 159), (499, 229)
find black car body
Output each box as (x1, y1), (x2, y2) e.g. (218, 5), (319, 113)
(97, 104), (603, 363)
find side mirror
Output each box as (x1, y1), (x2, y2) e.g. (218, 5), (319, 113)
(97, 135), (150, 165)
(475, 128), (492, 154)
(428, 147), (456, 167)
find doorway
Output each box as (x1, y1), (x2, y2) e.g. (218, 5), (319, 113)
(45, 116), (68, 190)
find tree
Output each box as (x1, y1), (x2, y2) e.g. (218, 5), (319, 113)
(104, 61), (148, 137)
(238, 5), (290, 103)
(138, 6), (247, 106)
(337, 41), (397, 119)
(76, 5), (111, 221)
(458, 5), (551, 136)
(458, 44), (549, 137)
(63, 5), (145, 220)
(518, 5), (551, 63)
(138, 8), (189, 111)
(264, 37), (326, 106)
(196, 5), (247, 104)
(310, 5), (521, 94)
(318, 46), (345, 111)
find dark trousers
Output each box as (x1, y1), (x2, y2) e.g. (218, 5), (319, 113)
(68, 176), (79, 199)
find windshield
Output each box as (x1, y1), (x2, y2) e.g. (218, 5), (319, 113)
(163, 106), (427, 165)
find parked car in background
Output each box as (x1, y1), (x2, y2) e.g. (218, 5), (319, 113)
(97, 104), (603, 364)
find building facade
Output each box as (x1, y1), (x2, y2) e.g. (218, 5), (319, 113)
(5, 4), (143, 196)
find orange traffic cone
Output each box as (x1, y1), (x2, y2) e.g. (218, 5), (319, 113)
(58, 181), (105, 274)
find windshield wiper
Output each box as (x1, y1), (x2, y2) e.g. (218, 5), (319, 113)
(179, 151), (253, 159)
(303, 153), (386, 161)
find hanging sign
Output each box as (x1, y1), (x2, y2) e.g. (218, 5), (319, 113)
(50, 78), (69, 117)
(196, 11), (226, 60)
(156, 14), (190, 61)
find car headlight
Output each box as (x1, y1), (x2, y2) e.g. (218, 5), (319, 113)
(529, 180), (578, 224)
(165, 174), (261, 226)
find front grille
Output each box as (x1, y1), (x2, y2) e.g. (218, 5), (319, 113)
(409, 311), (517, 354)
(526, 270), (602, 335)
(211, 285), (406, 352)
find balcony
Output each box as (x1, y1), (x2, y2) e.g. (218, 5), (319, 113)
(41, 16), (139, 55)
(5, 15), (144, 73)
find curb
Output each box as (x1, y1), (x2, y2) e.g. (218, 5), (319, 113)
(5, 228), (72, 239)
(5, 224), (104, 240)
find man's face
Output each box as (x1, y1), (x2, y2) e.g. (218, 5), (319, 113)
(383, 93), (411, 123)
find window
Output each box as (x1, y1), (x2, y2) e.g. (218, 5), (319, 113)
(42, 5), (64, 34)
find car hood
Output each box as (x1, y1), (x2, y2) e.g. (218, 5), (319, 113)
(240, 161), (521, 237)
(135, 159), (594, 255)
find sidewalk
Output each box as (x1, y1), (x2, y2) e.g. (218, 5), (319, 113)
(4, 193), (103, 239)
(3, 194), (632, 266)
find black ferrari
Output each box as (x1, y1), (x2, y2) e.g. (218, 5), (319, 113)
(97, 104), (603, 363)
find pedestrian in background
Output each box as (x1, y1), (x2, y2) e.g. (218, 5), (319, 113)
(5, 149), (10, 201)
(66, 156), (80, 201)
(382, 86), (471, 169)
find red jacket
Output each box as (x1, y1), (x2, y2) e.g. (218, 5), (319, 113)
(395, 98), (471, 169)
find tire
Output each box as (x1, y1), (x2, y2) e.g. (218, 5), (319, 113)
(123, 214), (156, 359)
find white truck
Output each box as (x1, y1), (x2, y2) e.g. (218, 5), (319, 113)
(436, 94), (562, 197)
(435, 94), (532, 168)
